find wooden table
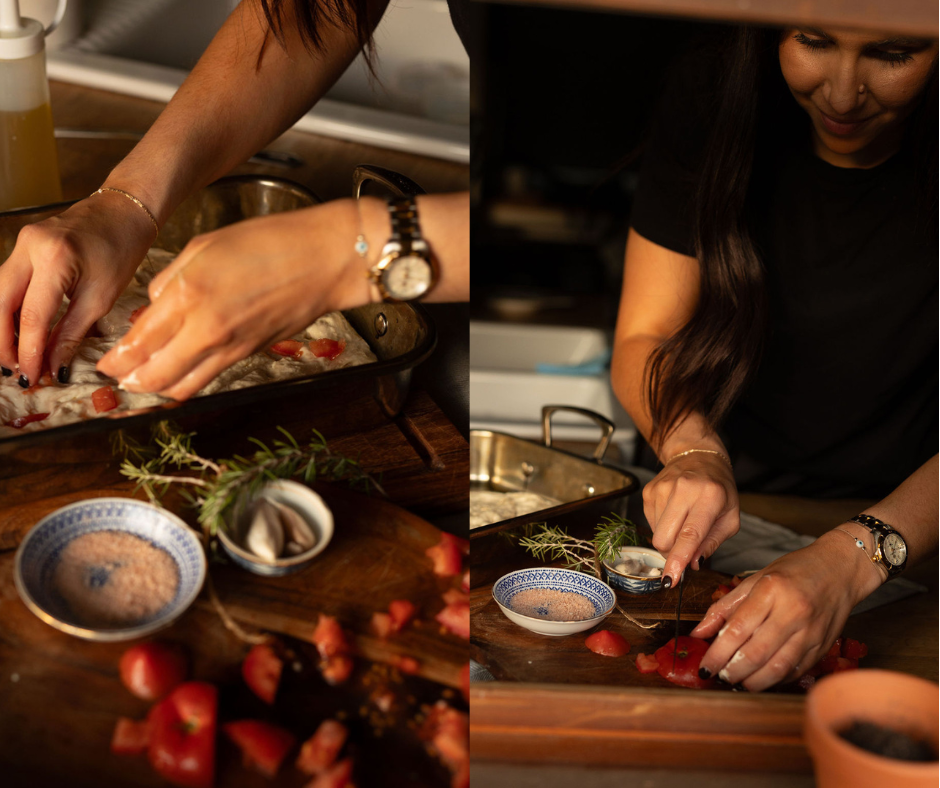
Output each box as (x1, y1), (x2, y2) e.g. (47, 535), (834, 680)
(0, 82), (470, 786)
(470, 495), (939, 780)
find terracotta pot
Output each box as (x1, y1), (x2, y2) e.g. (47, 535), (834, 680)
(805, 669), (938, 788)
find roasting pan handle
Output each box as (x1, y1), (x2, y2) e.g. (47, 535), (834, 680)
(541, 405), (615, 463)
(352, 165), (427, 199)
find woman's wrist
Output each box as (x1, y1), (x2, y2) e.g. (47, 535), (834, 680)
(816, 526), (885, 606)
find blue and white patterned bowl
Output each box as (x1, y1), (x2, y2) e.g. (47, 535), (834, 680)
(492, 567), (616, 636)
(14, 498), (206, 642)
(217, 480), (334, 576)
(603, 546), (667, 594)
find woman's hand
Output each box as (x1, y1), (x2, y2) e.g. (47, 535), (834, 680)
(97, 198), (374, 402)
(643, 452), (740, 586)
(0, 191), (156, 385)
(690, 531), (881, 691)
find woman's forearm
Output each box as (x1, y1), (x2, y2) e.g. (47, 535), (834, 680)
(105, 0), (389, 224)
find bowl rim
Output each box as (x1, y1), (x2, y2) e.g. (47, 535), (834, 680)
(216, 479), (334, 567)
(13, 497), (207, 642)
(492, 567), (616, 625)
(602, 546), (666, 580)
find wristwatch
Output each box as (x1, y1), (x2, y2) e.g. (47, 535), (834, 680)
(368, 198), (438, 302)
(847, 514), (908, 579)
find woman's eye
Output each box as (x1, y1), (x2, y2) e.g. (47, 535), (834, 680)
(794, 32), (829, 50)
(870, 49), (915, 65)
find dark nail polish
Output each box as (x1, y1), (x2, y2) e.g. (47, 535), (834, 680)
(17, 375), (29, 389)
(57, 365), (70, 384)
(661, 576), (673, 590)
(732, 683), (748, 692)
(699, 666), (712, 680)
(1, 366), (11, 377)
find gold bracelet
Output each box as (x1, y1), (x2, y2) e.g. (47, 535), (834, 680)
(663, 448), (733, 469)
(833, 527), (887, 579)
(92, 187), (159, 241)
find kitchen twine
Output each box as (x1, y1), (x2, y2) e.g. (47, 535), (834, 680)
(92, 187), (160, 242)
(664, 448), (733, 470)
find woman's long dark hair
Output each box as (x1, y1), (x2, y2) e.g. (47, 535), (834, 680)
(644, 27), (938, 445)
(257, 0), (376, 68)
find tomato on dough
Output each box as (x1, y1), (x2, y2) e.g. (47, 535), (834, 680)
(309, 338), (346, 360)
(92, 385), (118, 413)
(7, 412), (49, 428)
(270, 340), (304, 359)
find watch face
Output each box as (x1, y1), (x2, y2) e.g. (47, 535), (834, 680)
(883, 532), (907, 566)
(382, 254), (433, 300)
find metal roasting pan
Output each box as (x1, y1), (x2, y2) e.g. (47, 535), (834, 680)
(0, 172), (436, 461)
(470, 405), (639, 540)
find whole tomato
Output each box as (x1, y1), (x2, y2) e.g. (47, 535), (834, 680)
(653, 636), (715, 689)
(148, 682), (217, 788)
(119, 642), (188, 701)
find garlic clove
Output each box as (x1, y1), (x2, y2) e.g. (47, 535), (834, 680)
(284, 541), (306, 556)
(244, 498), (285, 562)
(270, 499), (316, 552)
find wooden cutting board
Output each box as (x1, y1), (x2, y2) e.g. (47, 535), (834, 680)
(208, 482), (467, 689)
(469, 567), (750, 687)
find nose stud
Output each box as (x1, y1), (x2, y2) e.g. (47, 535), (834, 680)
(858, 85), (866, 94)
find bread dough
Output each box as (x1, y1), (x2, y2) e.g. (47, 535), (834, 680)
(0, 248), (377, 437)
(470, 489), (560, 529)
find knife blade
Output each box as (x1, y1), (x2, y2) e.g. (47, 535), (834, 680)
(672, 571), (684, 673)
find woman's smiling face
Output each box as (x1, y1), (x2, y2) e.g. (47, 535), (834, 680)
(778, 27), (937, 167)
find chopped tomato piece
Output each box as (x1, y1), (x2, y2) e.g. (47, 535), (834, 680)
(653, 637), (714, 689)
(147, 681), (217, 788)
(826, 637), (844, 659)
(7, 412), (50, 428)
(635, 653), (660, 674)
(461, 570), (470, 593)
(841, 638), (868, 660)
(426, 534), (464, 578)
(296, 720), (348, 775)
(309, 338), (346, 361)
(585, 630), (630, 657)
(271, 340), (304, 359)
(119, 641), (188, 701)
(371, 611), (394, 639)
(224, 720), (296, 778)
(395, 656), (420, 675)
(711, 584), (733, 601)
(304, 757), (353, 788)
(388, 599), (417, 632)
(129, 305), (149, 324)
(92, 385), (118, 413)
(816, 656), (859, 674)
(435, 602), (470, 640)
(312, 615), (354, 685)
(111, 717), (151, 756)
(730, 575), (743, 588)
(442, 588), (467, 606)
(420, 702), (468, 788)
(242, 643), (283, 705)
(442, 531), (469, 555)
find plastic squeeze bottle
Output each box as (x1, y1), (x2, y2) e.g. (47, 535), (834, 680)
(0, 0), (65, 211)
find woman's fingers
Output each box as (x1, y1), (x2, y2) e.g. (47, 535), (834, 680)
(739, 634), (809, 692)
(694, 507), (741, 566)
(17, 272), (72, 385)
(97, 297), (183, 380)
(0, 261), (30, 371)
(46, 290), (111, 379)
(653, 486), (730, 584)
(147, 234), (211, 300)
(158, 344), (254, 402)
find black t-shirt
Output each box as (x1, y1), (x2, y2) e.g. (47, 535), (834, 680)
(630, 54), (938, 499)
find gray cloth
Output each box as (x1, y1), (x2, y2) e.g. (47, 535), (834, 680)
(470, 659), (495, 683)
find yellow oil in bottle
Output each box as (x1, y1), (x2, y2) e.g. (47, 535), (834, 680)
(0, 101), (62, 211)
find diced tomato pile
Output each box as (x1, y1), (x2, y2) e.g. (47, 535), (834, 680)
(805, 637), (868, 679)
(585, 629), (631, 657)
(310, 338), (346, 361)
(242, 643), (283, 705)
(224, 720), (296, 778)
(271, 340), (305, 359)
(312, 614), (354, 686)
(92, 385), (118, 413)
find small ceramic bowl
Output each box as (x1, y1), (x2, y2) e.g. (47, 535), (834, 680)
(492, 567), (616, 636)
(14, 498), (206, 642)
(217, 480), (334, 576)
(603, 546), (666, 594)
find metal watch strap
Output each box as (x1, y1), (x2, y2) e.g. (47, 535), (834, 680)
(387, 198), (422, 246)
(848, 514), (906, 578)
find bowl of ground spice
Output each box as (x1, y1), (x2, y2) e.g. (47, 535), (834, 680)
(14, 498), (206, 642)
(805, 669), (938, 788)
(493, 567), (616, 636)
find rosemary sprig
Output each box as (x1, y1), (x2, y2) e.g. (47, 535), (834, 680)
(517, 513), (640, 577)
(116, 421), (384, 539)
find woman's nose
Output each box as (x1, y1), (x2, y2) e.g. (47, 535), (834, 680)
(822, 60), (865, 116)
